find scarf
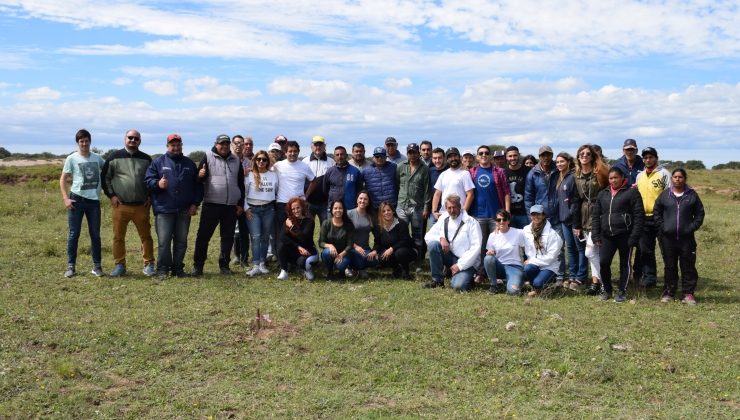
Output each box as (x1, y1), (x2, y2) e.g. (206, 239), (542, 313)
(531, 220), (545, 255)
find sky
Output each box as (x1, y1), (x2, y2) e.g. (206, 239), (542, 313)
(1, 0), (739, 166)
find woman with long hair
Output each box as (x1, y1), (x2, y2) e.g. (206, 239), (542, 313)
(319, 200), (355, 279)
(277, 197), (318, 280)
(591, 167), (644, 303)
(483, 209), (526, 294)
(555, 152), (586, 289)
(244, 150), (278, 277)
(522, 204), (563, 296)
(572, 144), (610, 294)
(523, 155), (538, 169)
(654, 168), (705, 305)
(368, 201), (417, 278)
(347, 190), (375, 279)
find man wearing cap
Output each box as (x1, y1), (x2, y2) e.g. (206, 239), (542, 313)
(469, 145), (511, 282)
(462, 150), (476, 171)
(324, 145), (363, 211)
(384, 137), (406, 165)
(431, 147), (475, 220)
(396, 143), (432, 259)
(268, 142), (284, 162)
(191, 134), (245, 276)
(273, 140), (317, 248)
(145, 134), (203, 278)
(428, 147), (447, 222)
(492, 150), (506, 169)
(362, 147), (399, 212)
(635, 147), (671, 288)
(59, 129), (105, 278)
(274, 134), (289, 154)
(505, 146), (530, 229)
(303, 135), (335, 225)
(613, 139), (645, 186)
(101, 129), (155, 277)
(423, 194), (482, 290)
(420, 140), (433, 166)
(231, 135), (254, 267)
(349, 142), (371, 170)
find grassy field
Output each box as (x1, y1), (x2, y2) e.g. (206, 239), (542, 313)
(1, 166), (738, 418)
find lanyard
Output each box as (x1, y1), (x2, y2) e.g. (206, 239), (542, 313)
(444, 216), (465, 243)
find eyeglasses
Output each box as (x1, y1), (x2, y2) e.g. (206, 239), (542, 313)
(255, 158), (268, 162)
(495, 218), (508, 222)
(127, 136), (140, 140)
(478, 152), (490, 156)
(579, 152), (592, 157)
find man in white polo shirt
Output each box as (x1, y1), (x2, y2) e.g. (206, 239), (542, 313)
(273, 140), (317, 249)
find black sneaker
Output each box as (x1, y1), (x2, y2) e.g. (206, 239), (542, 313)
(190, 267), (204, 277)
(488, 284), (500, 294)
(173, 270), (190, 278)
(392, 266), (403, 278)
(586, 283), (601, 295)
(614, 291), (627, 303)
(598, 291), (612, 301)
(422, 280), (444, 289)
(220, 267), (234, 275)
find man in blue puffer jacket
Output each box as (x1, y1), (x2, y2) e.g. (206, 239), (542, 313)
(362, 147), (399, 213)
(145, 134), (203, 278)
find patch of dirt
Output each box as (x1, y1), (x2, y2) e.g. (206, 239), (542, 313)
(364, 396), (398, 409)
(103, 372), (144, 399)
(0, 159), (64, 167)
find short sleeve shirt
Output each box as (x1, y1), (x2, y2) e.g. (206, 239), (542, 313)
(273, 159), (316, 203)
(434, 167), (475, 214)
(63, 152), (105, 200)
(347, 209), (373, 248)
(485, 228), (525, 267)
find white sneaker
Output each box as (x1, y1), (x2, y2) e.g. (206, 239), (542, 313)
(344, 268), (355, 278)
(258, 262), (270, 274)
(246, 266), (261, 277)
(277, 269), (289, 280)
(304, 268), (315, 281)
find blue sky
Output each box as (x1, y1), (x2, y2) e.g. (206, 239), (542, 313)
(1, 0), (739, 165)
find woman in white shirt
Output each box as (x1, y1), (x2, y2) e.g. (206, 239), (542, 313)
(522, 204), (563, 296)
(483, 210), (526, 295)
(244, 150), (279, 277)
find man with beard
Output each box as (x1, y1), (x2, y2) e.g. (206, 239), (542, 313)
(431, 147), (474, 220)
(505, 146), (530, 229)
(396, 143), (432, 260)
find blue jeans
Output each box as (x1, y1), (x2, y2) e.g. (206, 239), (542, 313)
(309, 203), (329, 227)
(66, 197), (102, 266)
(348, 247), (378, 270)
(483, 255), (524, 294)
(155, 210), (191, 273)
(550, 219), (565, 279)
(397, 206), (425, 257)
(561, 223), (587, 281)
(246, 204), (274, 264)
(428, 241), (476, 291)
(523, 264), (556, 289)
(320, 248), (351, 273)
(509, 214), (529, 230)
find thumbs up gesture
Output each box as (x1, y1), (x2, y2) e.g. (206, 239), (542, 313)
(158, 174), (168, 189)
(198, 163), (207, 178)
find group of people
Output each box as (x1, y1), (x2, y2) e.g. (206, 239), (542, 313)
(60, 130), (705, 305)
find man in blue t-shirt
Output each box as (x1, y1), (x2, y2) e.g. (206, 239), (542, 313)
(59, 129), (105, 278)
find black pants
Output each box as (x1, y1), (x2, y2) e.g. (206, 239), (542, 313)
(663, 234), (698, 296)
(233, 212), (250, 265)
(274, 202), (288, 253)
(377, 246), (417, 271)
(277, 243), (315, 271)
(193, 203), (237, 270)
(600, 232), (632, 294)
(639, 217), (663, 284)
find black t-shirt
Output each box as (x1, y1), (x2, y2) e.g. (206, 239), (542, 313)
(506, 166), (530, 216)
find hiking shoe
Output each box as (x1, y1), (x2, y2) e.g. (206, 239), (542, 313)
(598, 291), (612, 301)
(422, 279), (443, 289)
(246, 266), (261, 277)
(660, 294), (673, 303)
(142, 263), (156, 277)
(681, 294), (697, 305)
(220, 267), (234, 275)
(586, 283), (601, 296)
(358, 269), (369, 279)
(277, 269), (289, 281)
(91, 266), (104, 277)
(614, 291), (627, 303)
(173, 270), (189, 278)
(258, 262), (270, 274)
(64, 265), (76, 278)
(190, 267), (203, 277)
(110, 264), (126, 277)
(344, 268), (355, 278)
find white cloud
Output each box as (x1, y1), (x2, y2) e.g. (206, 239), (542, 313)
(384, 78), (412, 90)
(143, 80), (178, 96)
(112, 77), (131, 86)
(121, 66), (183, 79)
(183, 77), (260, 102)
(16, 86), (62, 101)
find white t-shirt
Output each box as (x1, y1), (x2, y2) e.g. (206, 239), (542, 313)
(62, 152), (105, 200)
(434, 167), (475, 214)
(244, 170), (278, 208)
(273, 159), (315, 203)
(485, 228), (525, 267)
(302, 155), (335, 177)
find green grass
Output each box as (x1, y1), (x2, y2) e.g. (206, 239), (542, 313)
(1, 167), (738, 417)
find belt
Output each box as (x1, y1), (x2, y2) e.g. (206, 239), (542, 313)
(70, 193), (100, 203)
(247, 201), (275, 209)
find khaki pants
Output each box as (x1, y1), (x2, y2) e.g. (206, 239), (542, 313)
(112, 203), (154, 266)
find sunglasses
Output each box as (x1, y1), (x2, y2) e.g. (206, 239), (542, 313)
(495, 218), (508, 222)
(579, 152), (592, 157)
(478, 151), (490, 156)
(127, 136), (140, 140)
(256, 157), (268, 162)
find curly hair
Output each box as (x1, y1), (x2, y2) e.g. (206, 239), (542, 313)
(285, 197), (308, 227)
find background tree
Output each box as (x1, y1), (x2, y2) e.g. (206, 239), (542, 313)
(0, 147), (10, 159)
(188, 150), (206, 163)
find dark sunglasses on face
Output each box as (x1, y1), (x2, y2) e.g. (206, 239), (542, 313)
(478, 152), (490, 156)
(127, 136), (140, 140)
(496, 218), (508, 222)
(256, 157), (268, 162)
(579, 152), (592, 157)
